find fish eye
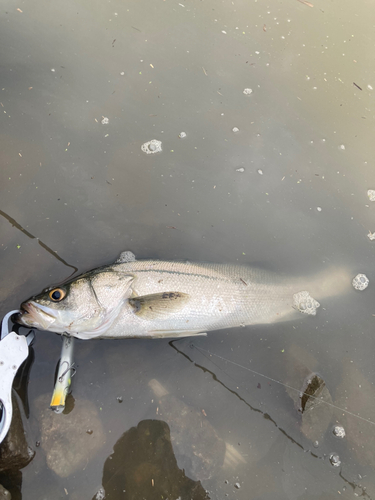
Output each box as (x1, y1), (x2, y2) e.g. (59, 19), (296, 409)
(49, 288), (66, 302)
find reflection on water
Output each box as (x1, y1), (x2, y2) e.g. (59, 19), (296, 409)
(0, 391), (34, 500)
(147, 378), (227, 482)
(34, 394), (105, 478)
(96, 420), (209, 500)
(171, 340), (375, 499)
(0, 351), (35, 500)
(1, 0), (375, 497)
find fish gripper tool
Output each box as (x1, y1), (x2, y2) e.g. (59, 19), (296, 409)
(0, 310), (35, 444)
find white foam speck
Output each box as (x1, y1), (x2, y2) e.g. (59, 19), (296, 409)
(141, 139), (162, 154)
(352, 274), (369, 291)
(333, 425), (345, 438)
(116, 251), (136, 263)
(293, 291), (320, 315)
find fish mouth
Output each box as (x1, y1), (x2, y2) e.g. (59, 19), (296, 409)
(13, 301), (57, 330)
(12, 304), (31, 326)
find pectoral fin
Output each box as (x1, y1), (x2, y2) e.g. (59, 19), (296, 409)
(129, 291), (190, 319)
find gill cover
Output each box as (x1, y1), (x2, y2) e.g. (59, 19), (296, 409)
(73, 272), (134, 339)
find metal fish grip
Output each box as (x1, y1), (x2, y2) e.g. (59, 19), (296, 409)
(0, 310), (34, 444)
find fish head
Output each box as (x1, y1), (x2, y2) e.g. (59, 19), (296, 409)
(14, 270), (134, 338)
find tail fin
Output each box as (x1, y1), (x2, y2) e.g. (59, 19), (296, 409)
(303, 267), (352, 301)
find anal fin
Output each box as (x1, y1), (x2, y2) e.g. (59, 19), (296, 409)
(148, 329), (207, 339)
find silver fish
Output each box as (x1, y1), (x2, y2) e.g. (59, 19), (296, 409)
(14, 251), (350, 340)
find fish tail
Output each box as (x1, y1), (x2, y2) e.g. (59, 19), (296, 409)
(304, 266), (352, 300)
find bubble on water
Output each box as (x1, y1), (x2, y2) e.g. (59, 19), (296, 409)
(367, 189), (375, 201)
(101, 117), (109, 125)
(236, 167), (245, 173)
(316, 206), (322, 212)
(234, 483), (241, 489)
(51, 68), (56, 72)
(178, 131), (187, 138)
(116, 251), (136, 263)
(368, 85), (373, 90)
(352, 274), (369, 291)
(329, 453), (341, 467)
(141, 139), (162, 154)
(293, 291), (320, 315)
(339, 144), (345, 150)
(257, 169), (263, 175)
(243, 88), (253, 95)
(367, 231), (375, 241)
(94, 487), (105, 500)
(333, 425), (345, 438)
(120, 71), (125, 76)
(232, 127), (240, 133)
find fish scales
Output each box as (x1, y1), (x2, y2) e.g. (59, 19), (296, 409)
(104, 260), (298, 338)
(14, 256), (350, 340)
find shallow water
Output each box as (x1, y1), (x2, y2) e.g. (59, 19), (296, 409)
(1, 0), (375, 498)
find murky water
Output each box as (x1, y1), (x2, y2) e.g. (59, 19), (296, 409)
(1, 0), (375, 498)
